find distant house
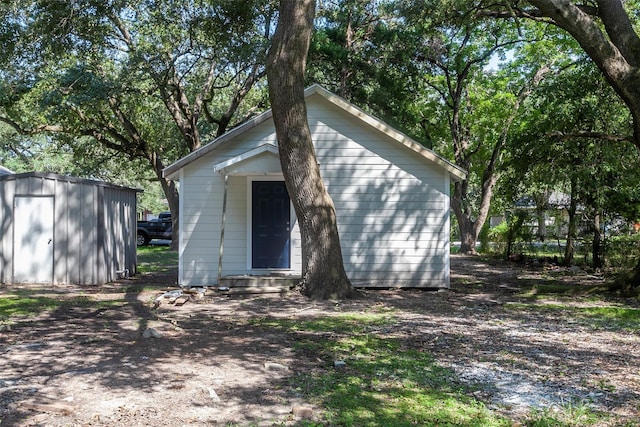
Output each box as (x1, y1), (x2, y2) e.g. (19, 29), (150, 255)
(490, 192), (580, 240)
(0, 172), (139, 284)
(163, 85), (466, 289)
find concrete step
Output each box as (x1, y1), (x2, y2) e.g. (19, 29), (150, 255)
(218, 275), (300, 294)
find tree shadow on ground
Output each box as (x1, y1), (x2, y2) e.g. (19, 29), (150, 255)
(1, 257), (639, 425)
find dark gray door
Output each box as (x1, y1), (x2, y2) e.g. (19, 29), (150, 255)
(252, 181), (290, 268)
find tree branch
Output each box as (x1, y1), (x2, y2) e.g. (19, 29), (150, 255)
(477, 3), (597, 22)
(595, 0), (640, 67)
(213, 64), (266, 137)
(526, 0), (640, 146)
(0, 116), (63, 134)
(548, 130), (634, 143)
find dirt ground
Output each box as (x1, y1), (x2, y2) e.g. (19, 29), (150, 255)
(1, 255), (639, 426)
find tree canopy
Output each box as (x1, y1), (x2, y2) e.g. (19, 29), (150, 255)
(0, 0), (274, 245)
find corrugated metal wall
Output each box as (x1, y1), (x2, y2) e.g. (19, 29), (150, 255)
(100, 186), (137, 283)
(0, 173), (138, 285)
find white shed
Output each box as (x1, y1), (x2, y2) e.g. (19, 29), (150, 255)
(163, 85), (466, 288)
(0, 172), (139, 285)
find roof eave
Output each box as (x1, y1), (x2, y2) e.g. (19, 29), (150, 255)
(163, 109), (274, 180)
(164, 84), (467, 183)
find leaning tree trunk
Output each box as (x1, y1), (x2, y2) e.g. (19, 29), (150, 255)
(149, 152), (180, 251)
(592, 210), (603, 269)
(266, 0), (353, 299)
(564, 178), (579, 266)
(534, 190), (550, 242)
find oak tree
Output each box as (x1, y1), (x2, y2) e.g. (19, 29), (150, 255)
(490, 0), (640, 287)
(266, 0), (353, 299)
(0, 0), (272, 247)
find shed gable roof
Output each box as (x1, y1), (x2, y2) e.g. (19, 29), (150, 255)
(163, 84), (466, 181)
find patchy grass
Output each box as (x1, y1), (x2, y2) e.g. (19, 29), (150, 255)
(0, 292), (124, 318)
(517, 283), (608, 301)
(524, 401), (607, 426)
(254, 314), (510, 427)
(250, 313), (395, 334)
(504, 302), (640, 332)
(0, 246), (176, 319)
(255, 313), (625, 426)
(521, 283), (579, 296)
(137, 245), (177, 274)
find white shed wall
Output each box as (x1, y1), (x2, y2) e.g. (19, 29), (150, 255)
(308, 97), (450, 286)
(176, 93), (452, 288)
(177, 124), (304, 287)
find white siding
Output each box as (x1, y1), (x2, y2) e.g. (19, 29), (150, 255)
(175, 92), (451, 288)
(179, 161), (226, 286)
(309, 96), (450, 287)
(178, 129), (303, 286)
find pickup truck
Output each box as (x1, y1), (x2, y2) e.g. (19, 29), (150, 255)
(137, 212), (172, 246)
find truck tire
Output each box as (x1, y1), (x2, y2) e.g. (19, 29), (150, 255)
(137, 232), (150, 246)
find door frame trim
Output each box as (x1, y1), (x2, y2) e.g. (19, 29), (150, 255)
(246, 176), (294, 271)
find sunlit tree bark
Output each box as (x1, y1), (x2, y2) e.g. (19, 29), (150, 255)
(266, 0), (353, 299)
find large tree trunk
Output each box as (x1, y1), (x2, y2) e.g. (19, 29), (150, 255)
(564, 178), (578, 266)
(451, 169), (497, 254)
(451, 180), (479, 254)
(266, 0), (353, 299)
(592, 209), (603, 269)
(148, 153), (180, 250)
(534, 190), (550, 242)
(611, 259), (640, 294)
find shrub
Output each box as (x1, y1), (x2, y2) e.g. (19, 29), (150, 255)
(488, 210), (533, 258)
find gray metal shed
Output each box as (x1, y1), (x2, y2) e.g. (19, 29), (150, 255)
(0, 172), (139, 285)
